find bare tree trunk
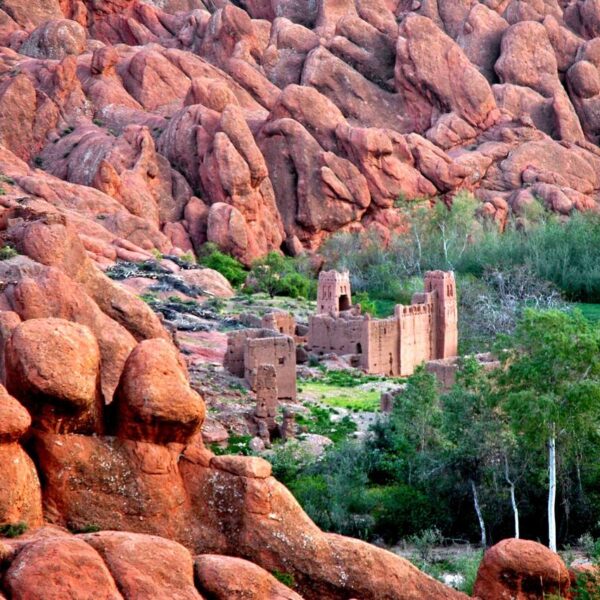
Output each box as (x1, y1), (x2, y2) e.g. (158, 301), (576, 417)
(548, 425), (557, 552)
(504, 455), (520, 539)
(470, 479), (486, 547)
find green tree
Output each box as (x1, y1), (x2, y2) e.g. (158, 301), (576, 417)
(495, 309), (600, 551)
(441, 358), (514, 546)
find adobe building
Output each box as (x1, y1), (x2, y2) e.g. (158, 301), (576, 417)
(308, 270), (458, 377)
(224, 328), (296, 401)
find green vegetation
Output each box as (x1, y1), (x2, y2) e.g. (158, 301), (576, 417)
(0, 245), (17, 260)
(299, 381), (380, 412)
(321, 193), (590, 351)
(246, 252), (315, 299)
(271, 570), (295, 588)
(576, 303), (600, 322)
(269, 310), (600, 554)
(295, 405), (357, 442)
(198, 243), (247, 287)
(210, 435), (253, 456)
(71, 523), (101, 534)
(0, 522), (28, 538)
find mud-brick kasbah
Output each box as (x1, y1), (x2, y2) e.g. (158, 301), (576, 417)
(225, 268), (458, 406)
(309, 269), (458, 377)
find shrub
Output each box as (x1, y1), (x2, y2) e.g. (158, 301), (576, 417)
(407, 527), (444, 562)
(272, 570), (295, 588)
(0, 245), (17, 260)
(198, 243), (247, 287)
(0, 522), (27, 538)
(248, 252), (313, 298)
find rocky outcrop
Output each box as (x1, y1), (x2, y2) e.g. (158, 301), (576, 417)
(0, 0), (595, 266)
(473, 538), (571, 599)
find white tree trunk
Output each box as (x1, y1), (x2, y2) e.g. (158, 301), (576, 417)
(470, 479), (487, 547)
(504, 456), (520, 539)
(548, 426), (557, 552)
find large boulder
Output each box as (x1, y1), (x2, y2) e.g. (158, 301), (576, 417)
(0, 260), (137, 404)
(112, 338), (205, 444)
(5, 318), (103, 434)
(4, 536), (122, 600)
(19, 19), (87, 60)
(195, 554), (302, 599)
(473, 538), (571, 599)
(82, 531), (202, 600)
(0, 384), (31, 443)
(396, 14), (499, 132)
(0, 385), (42, 529)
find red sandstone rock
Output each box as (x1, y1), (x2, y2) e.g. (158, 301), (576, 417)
(20, 19), (87, 60)
(0, 261), (137, 404)
(0, 384), (31, 443)
(473, 538), (571, 599)
(0, 442), (43, 531)
(4, 536), (123, 600)
(195, 554), (302, 599)
(82, 531), (202, 600)
(179, 268), (235, 298)
(5, 317), (103, 434)
(396, 14), (499, 132)
(112, 338), (205, 444)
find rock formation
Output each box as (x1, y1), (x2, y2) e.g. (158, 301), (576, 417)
(0, 0), (594, 266)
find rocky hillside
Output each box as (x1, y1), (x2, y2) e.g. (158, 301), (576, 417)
(0, 0), (598, 267)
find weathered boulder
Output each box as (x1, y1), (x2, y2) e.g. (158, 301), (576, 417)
(179, 268), (235, 298)
(82, 531), (203, 600)
(19, 19), (87, 60)
(4, 536), (123, 600)
(5, 318), (103, 434)
(195, 554), (302, 599)
(473, 538), (570, 599)
(112, 338), (205, 444)
(0, 261), (137, 404)
(33, 432), (200, 545)
(396, 14), (499, 132)
(0, 384), (31, 443)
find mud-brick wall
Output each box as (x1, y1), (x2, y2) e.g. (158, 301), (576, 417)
(245, 335), (296, 401)
(397, 301), (436, 377)
(361, 317), (400, 376)
(308, 315), (365, 355)
(261, 312), (295, 336)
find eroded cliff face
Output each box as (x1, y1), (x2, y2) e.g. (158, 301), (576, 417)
(0, 0), (597, 267)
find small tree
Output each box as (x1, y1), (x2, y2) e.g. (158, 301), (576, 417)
(442, 358), (511, 547)
(495, 309), (600, 551)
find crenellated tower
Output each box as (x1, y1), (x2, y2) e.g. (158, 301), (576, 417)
(425, 270), (458, 359)
(317, 270), (352, 316)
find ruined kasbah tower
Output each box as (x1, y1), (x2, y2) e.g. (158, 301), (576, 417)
(308, 270), (458, 377)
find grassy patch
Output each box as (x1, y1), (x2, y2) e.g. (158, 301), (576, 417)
(300, 381), (380, 411)
(410, 550), (483, 595)
(0, 522), (27, 538)
(271, 570), (296, 588)
(210, 435), (253, 456)
(575, 303), (600, 322)
(296, 405), (357, 443)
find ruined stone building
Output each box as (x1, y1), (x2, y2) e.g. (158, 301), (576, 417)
(308, 270), (458, 377)
(224, 328), (296, 402)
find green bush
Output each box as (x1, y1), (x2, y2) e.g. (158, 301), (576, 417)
(272, 570), (295, 588)
(0, 245), (17, 260)
(0, 522), (27, 538)
(198, 243), (247, 287)
(248, 252), (314, 298)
